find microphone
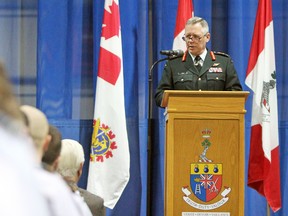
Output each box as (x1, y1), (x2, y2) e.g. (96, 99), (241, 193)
(160, 49), (184, 56)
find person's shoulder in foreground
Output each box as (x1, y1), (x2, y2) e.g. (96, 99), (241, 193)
(78, 187), (106, 216)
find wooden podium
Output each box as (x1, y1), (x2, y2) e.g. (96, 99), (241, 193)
(162, 90), (249, 216)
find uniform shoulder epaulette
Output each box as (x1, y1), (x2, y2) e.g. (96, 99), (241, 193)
(213, 51), (230, 58)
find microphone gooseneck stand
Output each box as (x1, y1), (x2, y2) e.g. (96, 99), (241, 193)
(147, 54), (181, 216)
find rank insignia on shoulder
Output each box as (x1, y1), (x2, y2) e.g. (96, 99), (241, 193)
(213, 51), (230, 58)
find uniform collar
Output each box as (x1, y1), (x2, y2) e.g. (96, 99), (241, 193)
(190, 49), (207, 62)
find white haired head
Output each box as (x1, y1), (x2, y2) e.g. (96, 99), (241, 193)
(57, 139), (85, 179)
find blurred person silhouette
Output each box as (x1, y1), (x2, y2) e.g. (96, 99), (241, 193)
(0, 61), (50, 216)
(57, 139), (105, 216)
(42, 125), (62, 172)
(20, 105), (92, 216)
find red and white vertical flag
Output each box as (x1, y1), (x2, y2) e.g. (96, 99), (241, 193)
(87, 0), (130, 209)
(172, 0), (194, 51)
(245, 0), (281, 212)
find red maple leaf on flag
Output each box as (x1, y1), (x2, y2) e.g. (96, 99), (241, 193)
(102, 1), (120, 40)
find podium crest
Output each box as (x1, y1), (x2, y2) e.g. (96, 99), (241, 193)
(190, 163), (222, 202)
(182, 128), (231, 210)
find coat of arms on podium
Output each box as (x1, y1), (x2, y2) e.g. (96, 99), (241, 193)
(190, 163), (222, 202)
(182, 129), (231, 210)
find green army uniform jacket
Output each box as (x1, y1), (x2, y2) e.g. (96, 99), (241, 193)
(155, 50), (243, 107)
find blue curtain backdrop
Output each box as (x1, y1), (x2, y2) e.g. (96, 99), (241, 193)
(1, 0), (288, 215)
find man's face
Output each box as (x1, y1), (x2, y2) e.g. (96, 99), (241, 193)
(184, 23), (210, 56)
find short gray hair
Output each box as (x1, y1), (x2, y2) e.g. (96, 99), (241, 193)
(186, 16), (209, 35)
(57, 139), (85, 178)
(20, 105), (49, 150)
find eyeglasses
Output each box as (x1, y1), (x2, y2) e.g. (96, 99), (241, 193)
(182, 33), (207, 42)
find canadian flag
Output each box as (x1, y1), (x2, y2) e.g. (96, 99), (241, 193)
(172, 0), (194, 51)
(245, 0), (281, 212)
(87, 0), (130, 209)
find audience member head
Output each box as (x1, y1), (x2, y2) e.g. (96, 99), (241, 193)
(42, 125), (62, 172)
(20, 105), (51, 161)
(57, 139), (85, 184)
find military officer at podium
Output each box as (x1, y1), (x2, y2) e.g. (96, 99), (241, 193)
(155, 16), (242, 107)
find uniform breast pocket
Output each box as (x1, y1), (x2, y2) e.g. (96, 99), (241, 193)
(207, 73), (226, 90)
(173, 71), (194, 89)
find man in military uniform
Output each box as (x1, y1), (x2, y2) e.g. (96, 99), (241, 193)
(155, 16), (242, 107)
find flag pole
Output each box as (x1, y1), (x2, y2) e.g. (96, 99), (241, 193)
(267, 203), (270, 216)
